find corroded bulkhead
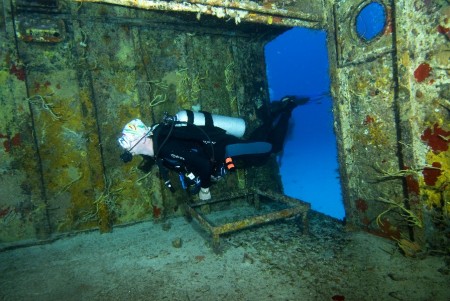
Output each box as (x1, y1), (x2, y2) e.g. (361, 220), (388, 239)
(0, 0), (448, 254)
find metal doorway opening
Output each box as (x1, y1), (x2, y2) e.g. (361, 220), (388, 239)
(264, 27), (345, 220)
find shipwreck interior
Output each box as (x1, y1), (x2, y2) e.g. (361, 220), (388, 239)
(0, 0), (449, 256)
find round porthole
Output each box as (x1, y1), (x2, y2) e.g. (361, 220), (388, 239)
(355, 2), (386, 42)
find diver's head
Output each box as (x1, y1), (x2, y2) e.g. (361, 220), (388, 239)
(118, 118), (154, 162)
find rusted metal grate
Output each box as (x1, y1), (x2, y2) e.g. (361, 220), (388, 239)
(184, 188), (310, 252)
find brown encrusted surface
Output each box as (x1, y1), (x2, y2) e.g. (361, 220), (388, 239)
(1, 0), (448, 257)
(0, 1), (287, 242)
(329, 0), (449, 250)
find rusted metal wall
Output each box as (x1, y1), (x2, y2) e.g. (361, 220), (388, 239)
(330, 0), (406, 237)
(1, 0), (448, 253)
(329, 0), (449, 253)
(393, 0), (449, 251)
(0, 0), (287, 245)
(0, 0), (52, 242)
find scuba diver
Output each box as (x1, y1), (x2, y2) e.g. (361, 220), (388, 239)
(118, 95), (310, 201)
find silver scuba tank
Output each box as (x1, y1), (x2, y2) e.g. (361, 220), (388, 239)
(175, 110), (246, 138)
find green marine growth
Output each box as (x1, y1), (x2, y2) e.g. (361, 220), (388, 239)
(376, 197), (423, 229)
(225, 62), (238, 111)
(175, 68), (204, 109)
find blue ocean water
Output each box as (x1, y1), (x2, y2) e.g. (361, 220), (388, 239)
(356, 2), (386, 41)
(265, 27), (345, 220)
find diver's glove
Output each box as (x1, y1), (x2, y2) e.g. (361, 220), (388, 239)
(199, 187), (211, 201)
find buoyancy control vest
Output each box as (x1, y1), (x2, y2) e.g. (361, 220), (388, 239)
(150, 114), (237, 194)
(149, 111), (272, 194)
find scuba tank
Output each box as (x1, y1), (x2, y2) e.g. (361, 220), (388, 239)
(174, 110), (246, 138)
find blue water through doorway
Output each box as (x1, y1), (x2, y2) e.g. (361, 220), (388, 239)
(264, 27), (345, 220)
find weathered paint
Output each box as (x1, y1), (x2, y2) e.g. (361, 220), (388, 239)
(328, 0), (449, 253)
(0, 0), (285, 245)
(0, 0), (448, 255)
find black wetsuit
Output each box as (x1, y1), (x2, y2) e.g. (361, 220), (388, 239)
(152, 123), (241, 189)
(151, 108), (292, 190)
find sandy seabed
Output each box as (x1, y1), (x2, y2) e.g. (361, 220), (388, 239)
(1, 210), (449, 301)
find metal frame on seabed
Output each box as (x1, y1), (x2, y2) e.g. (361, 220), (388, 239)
(184, 188), (311, 252)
